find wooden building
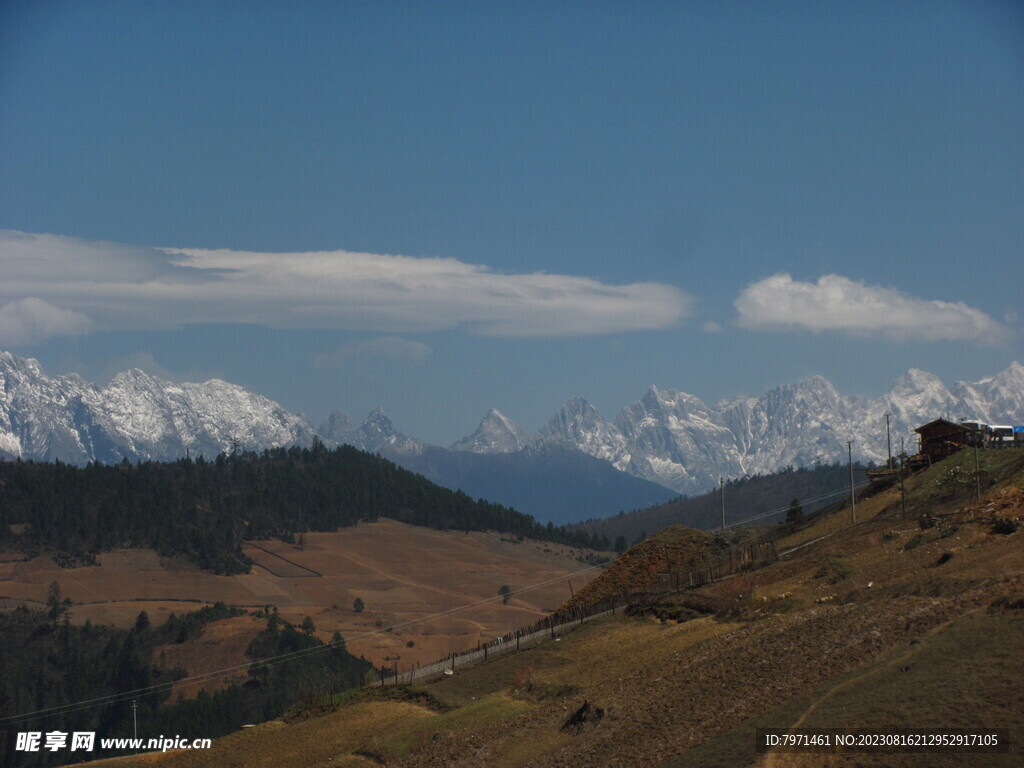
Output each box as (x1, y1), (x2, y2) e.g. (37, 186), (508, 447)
(915, 419), (971, 461)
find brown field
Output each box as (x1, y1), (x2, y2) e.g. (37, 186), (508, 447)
(0, 519), (600, 675)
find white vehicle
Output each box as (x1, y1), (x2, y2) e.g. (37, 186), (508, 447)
(990, 425), (1014, 444)
(960, 420), (990, 432)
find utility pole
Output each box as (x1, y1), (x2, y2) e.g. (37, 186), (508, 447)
(900, 437), (906, 519)
(886, 414), (892, 470)
(974, 442), (981, 502)
(848, 441), (856, 524)
(132, 699), (138, 740)
(720, 476), (726, 531)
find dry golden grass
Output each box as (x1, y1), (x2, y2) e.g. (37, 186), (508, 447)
(1, 519), (599, 670)
(155, 615), (266, 700)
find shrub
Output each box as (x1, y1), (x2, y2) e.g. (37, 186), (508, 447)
(992, 518), (1018, 535)
(714, 574), (755, 616)
(936, 464), (976, 497)
(904, 533), (926, 551)
(816, 555), (852, 584)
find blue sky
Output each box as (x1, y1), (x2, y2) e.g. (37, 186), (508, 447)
(1, 1), (1022, 444)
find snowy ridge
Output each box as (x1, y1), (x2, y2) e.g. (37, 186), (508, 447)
(449, 409), (536, 454)
(462, 363), (1024, 495)
(3, 351), (1022, 502)
(0, 351), (317, 463)
(536, 364), (1024, 495)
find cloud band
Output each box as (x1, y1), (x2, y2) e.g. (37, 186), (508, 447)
(0, 230), (692, 344)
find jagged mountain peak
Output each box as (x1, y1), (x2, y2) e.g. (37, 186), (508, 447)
(450, 408), (534, 454)
(359, 407), (395, 432)
(891, 368), (947, 391)
(972, 361), (1024, 387)
(538, 395), (630, 470)
(0, 351), (317, 464)
(0, 351), (44, 376)
(951, 361), (1024, 424)
(352, 408), (424, 455)
(318, 410), (354, 444)
(560, 394), (600, 414)
(542, 396), (609, 434)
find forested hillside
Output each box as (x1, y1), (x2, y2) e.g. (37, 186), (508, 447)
(0, 600), (371, 768)
(570, 461), (860, 546)
(0, 443), (603, 573)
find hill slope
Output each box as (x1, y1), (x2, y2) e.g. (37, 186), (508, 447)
(90, 447), (1024, 767)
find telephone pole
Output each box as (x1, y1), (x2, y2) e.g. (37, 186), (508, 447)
(848, 441), (856, 524)
(720, 476), (726, 531)
(132, 699), (138, 740)
(900, 437), (906, 519)
(974, 442), (981, 501)
(886, 414), (892, 470)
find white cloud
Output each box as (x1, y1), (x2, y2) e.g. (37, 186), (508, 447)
(735, 274), (1010, 343)
(0, 298), (94, 346)
(0, 230), (692, 339)
(702, 320), (723, 333)
(315, 337), (432, 369)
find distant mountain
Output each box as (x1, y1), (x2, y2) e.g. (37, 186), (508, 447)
(471, 363), (1024, 496)
(372, 442), (676, 527)
(0, 351), (316, 464)
(3, 350), (1022, 520)
(318, 407), (673, 525)
(450, 408), (536, 454)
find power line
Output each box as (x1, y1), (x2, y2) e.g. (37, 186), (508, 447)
(0, 560), (604, 727)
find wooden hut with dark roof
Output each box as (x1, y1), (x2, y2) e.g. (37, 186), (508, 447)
(915, 418), (970, 462)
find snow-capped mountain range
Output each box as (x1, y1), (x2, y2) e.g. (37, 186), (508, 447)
(2, 350), (1022, 499)
(465, 364), (1024, 494)
(0, 351), (317, 464)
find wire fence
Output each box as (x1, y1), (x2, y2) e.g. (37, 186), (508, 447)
(369, 482), (878, 688)
(369, 530), (786, 687)
(369, 603), (618, 687)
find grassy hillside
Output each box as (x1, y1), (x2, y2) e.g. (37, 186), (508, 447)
(0, 521), (603, 674)
(73, 447), (1024, 767)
